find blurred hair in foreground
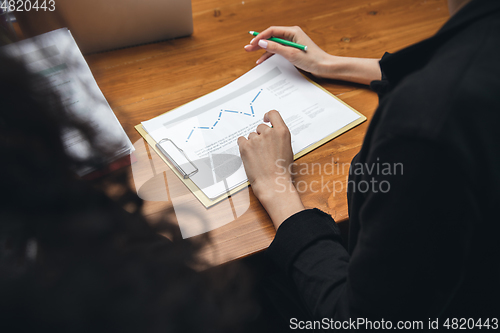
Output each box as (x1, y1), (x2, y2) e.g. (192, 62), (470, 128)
(0, 42), (258, 333)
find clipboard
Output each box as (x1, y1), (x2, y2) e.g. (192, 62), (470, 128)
(155, 138), (198, 179)
(135, 77), (366, 208)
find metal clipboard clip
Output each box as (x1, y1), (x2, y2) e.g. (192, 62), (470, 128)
(156, 138), (198, 179)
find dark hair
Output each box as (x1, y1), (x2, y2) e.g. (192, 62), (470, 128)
(0, 50), (256, 332)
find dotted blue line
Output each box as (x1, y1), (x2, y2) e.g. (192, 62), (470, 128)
(185, 90), (263, 142)
(252, 89), (262, 103)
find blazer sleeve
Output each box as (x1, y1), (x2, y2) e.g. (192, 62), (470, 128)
(369, 52), (392, 98)
(267, 136), (471, 322)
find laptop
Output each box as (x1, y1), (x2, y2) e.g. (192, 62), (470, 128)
(15, 0), (193, 54)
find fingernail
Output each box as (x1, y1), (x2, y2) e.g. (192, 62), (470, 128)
(250, 38), (255, 44)
(258, 40), (268, 49)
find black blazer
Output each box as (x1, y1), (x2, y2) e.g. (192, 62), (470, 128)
(268, 0), (500, 324)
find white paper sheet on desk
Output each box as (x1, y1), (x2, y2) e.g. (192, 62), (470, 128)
(1, 28), (134, 175)
(142, 54), (361, 199)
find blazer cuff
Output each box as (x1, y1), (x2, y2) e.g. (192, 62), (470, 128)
(370, 52), (392, 96)
(267, 208), (342, 276)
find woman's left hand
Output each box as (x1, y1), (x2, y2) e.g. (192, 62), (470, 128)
(238, 110), (304, 229)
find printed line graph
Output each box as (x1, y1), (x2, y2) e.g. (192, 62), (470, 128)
(186, 89), (263, 142)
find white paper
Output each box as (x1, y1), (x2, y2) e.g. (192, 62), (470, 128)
(142, 54), (361, 199)
(2, 28), (134, 175)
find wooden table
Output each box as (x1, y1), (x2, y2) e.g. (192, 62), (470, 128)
(82, 0), (449, 265)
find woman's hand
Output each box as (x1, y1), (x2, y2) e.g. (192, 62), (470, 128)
(244, 26), (382, 85)
(244, 26), (331, 76)
(238, 110), (304, 229)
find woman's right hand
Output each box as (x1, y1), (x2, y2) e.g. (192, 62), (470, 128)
(244, 26), (332, 77)
(244, 26), (382, 85)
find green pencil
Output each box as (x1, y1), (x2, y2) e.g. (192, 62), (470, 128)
(248, 31), (308, 51)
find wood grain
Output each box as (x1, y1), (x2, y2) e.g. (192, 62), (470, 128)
(38, 0), (451, 265)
